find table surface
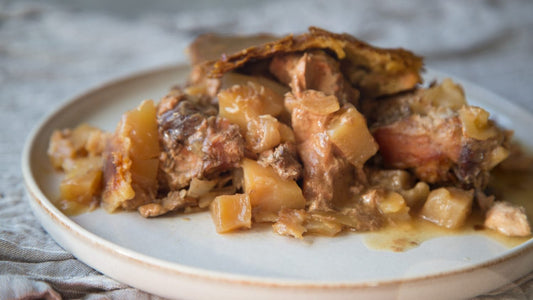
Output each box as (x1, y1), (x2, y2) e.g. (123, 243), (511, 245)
(1, 0), (532, 299)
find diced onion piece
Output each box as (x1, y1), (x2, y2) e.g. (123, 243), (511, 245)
(272, 209), (307, 239)
(459, 106), (498, 140)
(327, 104), (378, 167)
(400, 181), (430, 209)
(378, 191), (411, 223)
(421, 78), (466, 111)
(420, 187), (473, 229)
(242, 158), (305, 222)
(210, 194), (252, 233)
(187, 178), (218, 198)
(245, 115), (281, 153)
(305, 213), (343, 236)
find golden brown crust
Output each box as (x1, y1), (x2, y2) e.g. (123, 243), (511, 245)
(200, 27), (423, 98)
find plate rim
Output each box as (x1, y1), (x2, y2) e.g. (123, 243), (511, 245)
(21, 64), (533, 291)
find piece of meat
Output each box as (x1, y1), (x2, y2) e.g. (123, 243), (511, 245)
(269, 50), (359, 105)
(272, 208), (307, 239)
(258, 142), (303, 181)
(158, 96), (245, 191)
(369, 85), (510, 189)
(138, 189), (198, 218)
(288, 92), (356, 211)
(484, 201), (531, 237)
(207, 27), (423, 98)
(373, 113), (508, 188)
(157, 88), (186, 116)
(373, 113), (463, 184)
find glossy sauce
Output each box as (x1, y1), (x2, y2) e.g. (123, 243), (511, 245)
(364, 169), (533, 252)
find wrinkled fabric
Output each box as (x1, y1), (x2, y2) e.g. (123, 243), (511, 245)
(1, 0), (532, 299)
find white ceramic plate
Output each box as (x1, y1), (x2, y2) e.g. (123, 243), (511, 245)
(22, 65), (533, 300)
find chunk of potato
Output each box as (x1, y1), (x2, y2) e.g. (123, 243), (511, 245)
(60, 156), (103, 206)
(242, 158), (305, 222)
(327, 104), (378, 167)
(221, 72), (290, 98)
(48, 123), (107, 170)
(419, 187), (474, 229)
(217, 80), (285, 132)
(210, 194), (252, 233)
(278, 123), (296, 143)
(245, 115), (281, 153)
(102, 100), (160, 212)
(484, 201), (531, 237)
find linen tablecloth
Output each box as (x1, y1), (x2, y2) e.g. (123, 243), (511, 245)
(1, 0), (532, 298)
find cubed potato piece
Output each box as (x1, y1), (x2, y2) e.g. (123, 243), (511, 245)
(327, 104), (378, 167)
(458, 106), (498, 141)
(420, 187), (474, 229)
(102, 100), (160, 212)
(487, 146), (510, 169)
(60, 156), (103, 205)
(242, 158), (306, 222)
(245, 115), (281, 153)
(217, 79), (285, 132)
(210, 194), (252, 233)
(484, 201), (531, 237)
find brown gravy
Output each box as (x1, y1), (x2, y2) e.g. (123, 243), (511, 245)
(364, 169), (533, 252)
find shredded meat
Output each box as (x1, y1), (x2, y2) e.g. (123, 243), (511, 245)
(288, 92), (356, 211)
(138, 189), (198, 218)
(258, 142), (303, 181)
(158, 97), (245, 191)
(269, 50), (359, 105)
